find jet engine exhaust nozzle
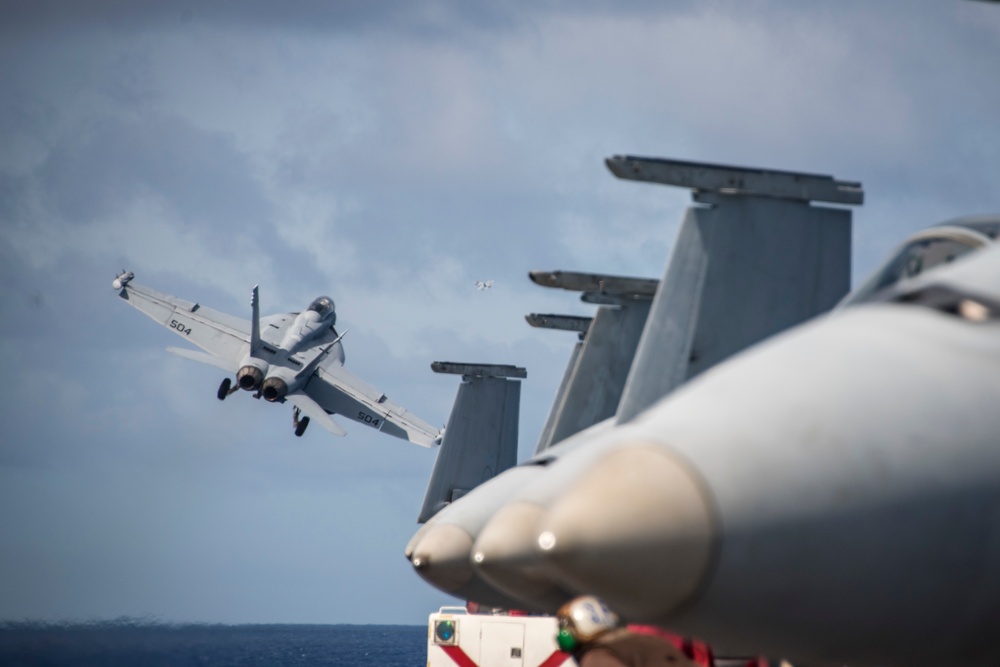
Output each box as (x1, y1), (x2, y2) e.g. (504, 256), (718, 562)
(237, 365), (265, 391)
(261, 377), (288, 402)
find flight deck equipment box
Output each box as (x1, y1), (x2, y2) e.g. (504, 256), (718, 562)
(428, 606), (575, 667)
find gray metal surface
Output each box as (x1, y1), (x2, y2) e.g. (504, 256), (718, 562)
(606, 154), (863, 205)
(531, 246), (1000, 665)
(616, 193), (853, 423)
(529, 270), (659, 298)
(459, 232), (1000, 667)
(539, 302), (651, 452)
(525, 313), (592, 335)
(418, 369), (523, 523)
(431, 362), (527, 379)
(406, 154), (863, 615)
(534, 339), (583, 456)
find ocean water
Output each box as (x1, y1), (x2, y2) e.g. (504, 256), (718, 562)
(0, 621), (426, 666)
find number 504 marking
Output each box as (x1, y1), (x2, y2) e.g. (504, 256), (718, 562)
(358, 411), (381, 427)
(170, 319), (192, 336)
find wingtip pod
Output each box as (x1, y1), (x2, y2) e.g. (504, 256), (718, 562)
(403, 415), (444, 448)
(112, 270), (134, 290)
(410, 430), (440, 448)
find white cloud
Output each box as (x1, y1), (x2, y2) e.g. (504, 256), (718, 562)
(2, 186), (279, 307)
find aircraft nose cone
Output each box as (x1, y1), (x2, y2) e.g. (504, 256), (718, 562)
(471, 502), (574, 611)
(537, 444), (716, 621)
(407, 523), (476, 594)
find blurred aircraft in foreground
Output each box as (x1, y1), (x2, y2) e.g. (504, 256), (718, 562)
(508, 225), (1000, 667)
(112, 272), (441, 445)
(408, 153), (1000, 666)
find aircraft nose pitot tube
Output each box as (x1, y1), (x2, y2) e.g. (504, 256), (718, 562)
(236, 356), (269, 391)
(261, 376), (288, 402)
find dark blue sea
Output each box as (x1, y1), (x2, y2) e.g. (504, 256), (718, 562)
(0, 622), (426, 666)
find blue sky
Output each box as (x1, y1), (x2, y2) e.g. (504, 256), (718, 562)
(1, 0), (998, 624)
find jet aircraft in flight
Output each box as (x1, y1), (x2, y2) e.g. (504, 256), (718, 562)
(112, 271), (441, 446)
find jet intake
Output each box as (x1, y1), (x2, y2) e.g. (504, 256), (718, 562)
(261, 377), (288, 402)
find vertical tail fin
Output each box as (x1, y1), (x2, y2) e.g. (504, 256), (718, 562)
(417, 363), (525, 523)
(608, 155), (860, 423)
(250, 284), (261, 355)
(525, 273), (656, 455)
(530, 318), (587, 456)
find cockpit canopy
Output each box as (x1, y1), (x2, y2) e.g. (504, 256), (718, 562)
(308, 296), (336, 321)
(841, 216), (999, 307)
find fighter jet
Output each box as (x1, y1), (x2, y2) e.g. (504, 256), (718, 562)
(409, 153), (999, 665)
(112, 271), (441, 445)
(476, 222), (1000, 666)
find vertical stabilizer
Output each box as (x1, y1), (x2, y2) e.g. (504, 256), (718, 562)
(610, 155), (860, 423)
(528, 316), (588, 457)
(417, 363), (526, 523)
(526, 272), (656, 454)
(250, 284), (262, 355)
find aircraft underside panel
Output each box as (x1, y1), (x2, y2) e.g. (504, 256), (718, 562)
(308, 367), (440, 447)
(118, 282), (250, 363)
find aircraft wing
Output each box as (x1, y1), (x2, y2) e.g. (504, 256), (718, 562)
(117, 279), (250, 368)
(305, 363), (441, 447)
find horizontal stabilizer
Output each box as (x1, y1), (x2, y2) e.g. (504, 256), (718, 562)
(431, 362), (527, 379)
(606, 154), (864, 205)
(289, 392), (347, 436)
(166, 346), (239, 373)
(525, 313), (592, 334)
(310, 363), (441, 447)
(529, 270), (659, 298)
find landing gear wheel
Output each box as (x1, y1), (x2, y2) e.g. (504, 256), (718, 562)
(217, 377), (232, 401)
(295, 416), (310, 437)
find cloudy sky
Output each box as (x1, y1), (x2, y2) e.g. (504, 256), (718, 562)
(1, 0), (998, 625)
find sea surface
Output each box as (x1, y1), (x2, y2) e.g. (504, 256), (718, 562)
(0, 621), (426, 666)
